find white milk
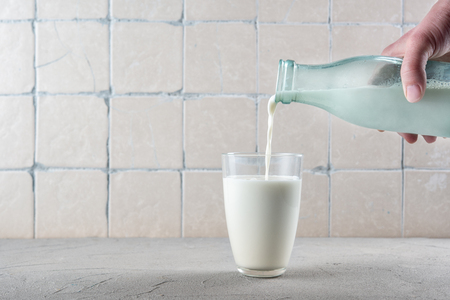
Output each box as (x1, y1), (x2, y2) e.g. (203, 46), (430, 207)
(265, 95), (277, 179)
(223, 175), (302, 271)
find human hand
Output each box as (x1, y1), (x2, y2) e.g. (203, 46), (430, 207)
(381, 0), (450, 144)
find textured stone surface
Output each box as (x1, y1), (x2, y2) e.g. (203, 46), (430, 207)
(333, 0), (401, 22)
(185, 0), (256, 20)
(331, 171), (402, 237)
(0, 23), (34, 93)
(110, 97), (183, 169)
(0, 97), (34, 168)
(184, 97), (256, 168)
(331, 115), (402, 169)
(185, 23), (256, 93)
(404, 137), (450, 168)
(183, 171), (227, 237)
(112, 23), (182, 93)
(38, 0), (108, 19)
(259, 0), (329, 23)
(0, 0), (34, 19)
(113, 0), (182, 20)
(258, 24), (329, 94)
(0, 172), (33, 238)
(404, 0), (437, 23)
(109, 171), (181, 238)
(37, 21), (109, 93)
(296, 173), (329, 237)
(37, 96), (108, 168)
(35, 171), (108, 238)
(332, 25), (401, 61)
(1, 238), (450, 299)
(404, 170), (450, 238)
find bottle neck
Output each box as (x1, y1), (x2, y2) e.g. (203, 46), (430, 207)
(275, 60), (296, 104)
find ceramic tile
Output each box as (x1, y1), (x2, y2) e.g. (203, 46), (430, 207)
(186, 0), (256, 20)
(331, 171), (402, 237)
(404, 170), (450, 237)
(37, 96), (108, 168)
(0, 23), (34, 93)
(331, 116), (402, 169)
(113, 0), (182, 20)
(0, 0), (34, 19)
(37, 21), (109, 93)
(111, 97), (183, 169)
(185, 23), (256, 93)
(332, 25), (401, 61)
(38, 0), (108, 19)
(0, 97), (34, 168)
(333, 0), (401, 23)
(297, 173), (329, 237)
(36, 171), (108, 238)
(0, 172), (34, 238)
(184, 97), (256, 169)
(259, 24), (329, 94)
(404, 137), (450, 168)
(109, 171), (181, 238)
(259, 0), (328, 23)
(404, 0), (437, 23)
(258, 97), (328, 171)
(113, 22), (182, 94)
(183, 172), (227, 237)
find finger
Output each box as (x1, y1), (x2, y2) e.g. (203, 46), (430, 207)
(398, 132), (418, 144)
(423, 135), (437, 143)
(381, 29), (414, 57)
(400, 42), (430, 103)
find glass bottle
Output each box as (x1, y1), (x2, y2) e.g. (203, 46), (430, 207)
(275, 56), (450, 138)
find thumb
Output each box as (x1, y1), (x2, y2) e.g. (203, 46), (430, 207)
(401, 43), (430, 103)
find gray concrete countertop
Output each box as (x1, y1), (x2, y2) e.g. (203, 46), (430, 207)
(1, 238), (450, 299)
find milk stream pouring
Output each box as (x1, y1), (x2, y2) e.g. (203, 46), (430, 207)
(275, 56), (450, 138)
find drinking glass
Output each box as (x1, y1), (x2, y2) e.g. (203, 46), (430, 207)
(222, 152), (303, 278)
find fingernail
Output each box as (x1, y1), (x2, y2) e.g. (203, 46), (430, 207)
(406, 85), (422, 103)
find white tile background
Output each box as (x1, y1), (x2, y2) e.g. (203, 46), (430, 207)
(1, 0), (449, 239)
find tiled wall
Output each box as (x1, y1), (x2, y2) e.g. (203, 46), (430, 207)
(1, 0), (449, 239)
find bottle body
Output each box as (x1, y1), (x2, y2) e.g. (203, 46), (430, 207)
(275, 56), (450, 137)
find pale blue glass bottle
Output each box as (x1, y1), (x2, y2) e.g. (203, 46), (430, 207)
(275, 56), (450, 137)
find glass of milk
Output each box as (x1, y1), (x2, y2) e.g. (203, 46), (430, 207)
(222, 152), (303, 278)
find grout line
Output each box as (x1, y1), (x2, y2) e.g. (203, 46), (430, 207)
(255, 96), (260, 153)
(401, 0), (405, 36)
(255, 0), (259, 94)
(2, 166), (450, 173)
(0, 19), (421, 26)
(180, 171), (184, 238)
(0, 19), (35, 23)
(255, 0), (259, 153)
(106, 96), (111, 237)
(401, 139), (405, 238)
(181, 0), (186, 238)
(400, 0), (405, 238)
(32, 0), (39, 239)
(0, 92), (266, 98)
(327, 115), (332, 237)
(107, 0), (113, 238)
(327, 0), (333, 238)
(328, 22), (403, 27)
